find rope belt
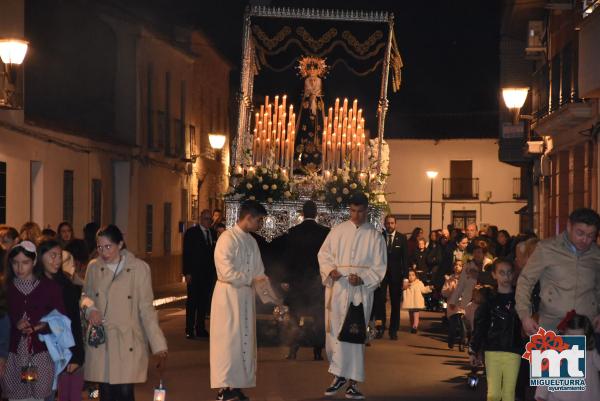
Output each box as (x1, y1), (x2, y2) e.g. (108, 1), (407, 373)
(335, 265), (370, 269)
(217, 279), (252, 288)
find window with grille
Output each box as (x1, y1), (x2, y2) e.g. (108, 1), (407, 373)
(0, 162), (6, 224)
(164, 202), (172, 254)
(147, 63), (154, 149)
(179, 81), (186, 158)
(145, 204), (153, 252)
(181, 189), (188, 222)
(164, 72), (171, 156)
(63, 170), (74, 223)
(91, 179), (102, 225)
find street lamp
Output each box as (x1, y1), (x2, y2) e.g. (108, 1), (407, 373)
(426, 170), (438, 235)
(0, 38), (28, 108)
(502, 87), (529, 124)
(208, 133), (226, 162)
(0, 39), (28, 66)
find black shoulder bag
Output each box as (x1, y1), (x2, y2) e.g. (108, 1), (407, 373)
(338, 285), (367, 344)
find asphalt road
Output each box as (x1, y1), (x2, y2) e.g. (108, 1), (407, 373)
(132, 304), (486, 401)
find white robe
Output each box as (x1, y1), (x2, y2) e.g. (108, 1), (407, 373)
(318, 220), (387, 382)
(210, 224), (266, 389)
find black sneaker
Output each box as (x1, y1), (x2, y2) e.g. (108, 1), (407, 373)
(216, 389), (238, 401)
(233, 389), (249, 401)
(345, 383), (365, 399)
(324, 376), (347, 396)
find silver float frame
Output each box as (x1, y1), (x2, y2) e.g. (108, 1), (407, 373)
(231, 5), (394, 174)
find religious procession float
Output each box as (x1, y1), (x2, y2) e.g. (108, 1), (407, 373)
(225, 5), (403, 241)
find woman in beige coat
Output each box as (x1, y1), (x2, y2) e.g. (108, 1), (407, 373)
(84, 225), (167, 401)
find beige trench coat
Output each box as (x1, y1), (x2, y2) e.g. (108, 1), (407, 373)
(83, 249), (167, 384)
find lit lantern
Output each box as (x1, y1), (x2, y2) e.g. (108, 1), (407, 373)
(153, 380), (166, 401)
(208, 133), (226, 150)
(20, 363), (38, 383)
(502, 87), (529, 124)
(0, 39), (29, 65)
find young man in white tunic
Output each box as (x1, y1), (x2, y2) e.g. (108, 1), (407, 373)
(318, 193), (387, 400)
(210, 200), (271, 401)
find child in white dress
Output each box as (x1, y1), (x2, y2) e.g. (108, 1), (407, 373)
(402, 269), (433, 333)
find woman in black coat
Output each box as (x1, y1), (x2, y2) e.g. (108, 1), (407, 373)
(38, 238), (85, 401)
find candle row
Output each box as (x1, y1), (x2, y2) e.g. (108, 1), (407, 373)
(321, 98), (367, 171)
(252, 95), (296, 171)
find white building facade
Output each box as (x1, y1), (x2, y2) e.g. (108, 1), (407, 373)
(386, 139), (527, 235)
(0, 0), (231, 292)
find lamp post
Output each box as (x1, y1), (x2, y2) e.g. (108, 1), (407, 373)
(0, 38), (28, 108)
(426, 170), (438, 235)
(208, 133), (226, 162)
(502, 86), (533, 233)
(502, 87), (529, 124)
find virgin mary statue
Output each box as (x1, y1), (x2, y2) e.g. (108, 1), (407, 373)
(294, 56), (327, 174)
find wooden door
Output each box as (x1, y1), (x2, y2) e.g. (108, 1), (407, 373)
(450, 160), (472, 198)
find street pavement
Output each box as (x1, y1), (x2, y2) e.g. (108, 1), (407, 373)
(133, 302), (486, 401)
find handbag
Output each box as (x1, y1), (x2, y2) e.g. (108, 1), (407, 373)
(86, 258), (124, 347)
(338, 285), (367, 344)
(87, 323), (106, 348)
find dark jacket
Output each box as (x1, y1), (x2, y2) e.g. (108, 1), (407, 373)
(182, 225), (216, 284)
(384, 231), (409, 282)
(284, 219), (330, 287)
(54, 272), (85, 366)
(470, 291), (523, 355)
(440, 242), (459, 277)
(426, 243), (443, 273)
(411, 249), (428, 272)
(7, 277), (66, 354)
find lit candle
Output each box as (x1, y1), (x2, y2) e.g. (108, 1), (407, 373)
(322, 129), (327, 170)
(342, 98), (348, 119)
(341, 134), (347, 166)
(282, 94), (287, 114)
(253, 128), (258, 160)
(334, 98), (340, 120)
(347, 141), (351, 162)
(273, 95), (279, 127)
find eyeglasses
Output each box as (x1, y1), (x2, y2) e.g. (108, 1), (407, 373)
(46, 251), (61, 259)
(96, 244), (114, 252)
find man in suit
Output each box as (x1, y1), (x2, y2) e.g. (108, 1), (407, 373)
(182, 209), (216, 339)
(372, 215), (409, 340)
(283, 200), (330, 360)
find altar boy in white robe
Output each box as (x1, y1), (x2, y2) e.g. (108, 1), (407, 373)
(210, 200), (272, 401)
(318, 192), (387, 400)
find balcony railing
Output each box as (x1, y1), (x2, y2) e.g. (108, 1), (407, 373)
(513, 177), (527, 200)
(442, 178), (479, 200)
(532, 41), (582, 122)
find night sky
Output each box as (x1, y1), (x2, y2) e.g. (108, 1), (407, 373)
(33, 0), (502, 139)
(187, 0), (503, 139)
